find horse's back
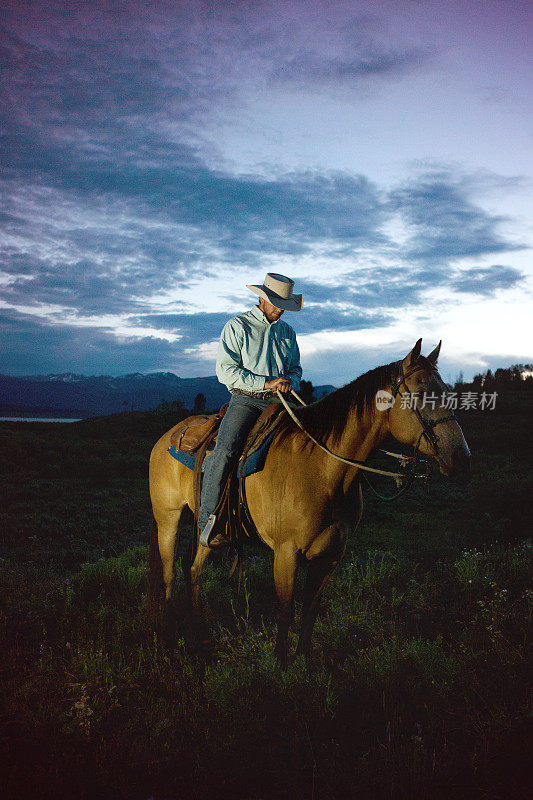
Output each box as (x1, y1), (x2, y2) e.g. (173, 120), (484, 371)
(150, 420), (187, 458)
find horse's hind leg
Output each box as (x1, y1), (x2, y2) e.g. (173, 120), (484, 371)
(158, 510), (183, 602)
(273, 541), (299, 667)
(296, 526), (346, 660)
(150, 507), (184, 643)
(179, 505), (196, 600)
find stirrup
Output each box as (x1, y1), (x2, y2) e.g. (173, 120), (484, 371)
(199, 514), (217, 547)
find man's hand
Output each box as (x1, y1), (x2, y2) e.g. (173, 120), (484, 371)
(264, 376), (292, 394)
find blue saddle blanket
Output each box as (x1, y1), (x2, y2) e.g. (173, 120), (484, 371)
(168, 427), (278, 478)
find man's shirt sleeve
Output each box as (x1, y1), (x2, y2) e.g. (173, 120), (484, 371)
(216, 319), (267, 392)
(285, 329), (302, 392)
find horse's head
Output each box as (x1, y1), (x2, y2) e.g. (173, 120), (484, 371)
(387, 339), (471, 481)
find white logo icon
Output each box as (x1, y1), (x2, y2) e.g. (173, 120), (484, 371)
(375, 390), (395, 411)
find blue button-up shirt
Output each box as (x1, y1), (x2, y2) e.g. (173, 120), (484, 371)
(216, 304), (302, 392)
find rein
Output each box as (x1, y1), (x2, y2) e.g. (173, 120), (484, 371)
(276, 361), (458, 501)
(276, 388), (428, 482)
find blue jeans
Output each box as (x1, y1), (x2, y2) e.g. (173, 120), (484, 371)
(198, 393), (272, 530)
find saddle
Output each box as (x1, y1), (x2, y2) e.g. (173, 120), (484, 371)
(169, 403), (229, 453)
(171, 401), (287, 546)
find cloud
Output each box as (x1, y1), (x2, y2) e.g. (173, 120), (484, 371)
(273, 48), (429, 84)
(1, 3), (523, 324)
(450, 265), (524, 295)
(297, 268), (433, 309)
(0, 226), (215, 315)
(296, 256), (526, 312)
(388, 172), (524, 264)
(132, 307), (392, 348)
(0, 0), (427, 278)
(0, 161), (391, 318)
(0, 307), (181, 376)
(130, 312), (233, 348)
(1, 148), (388, 254)
(1, 163), (523, 320)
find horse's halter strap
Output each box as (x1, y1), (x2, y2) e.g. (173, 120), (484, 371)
(390, 363), (457, 456)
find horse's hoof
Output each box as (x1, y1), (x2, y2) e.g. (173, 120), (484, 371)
(161, 631), (176, 649)
(159, 619), (178, 648)
(294, 647), (313, 670)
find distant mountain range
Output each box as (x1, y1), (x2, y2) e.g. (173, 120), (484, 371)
(0, 373), (336, 418)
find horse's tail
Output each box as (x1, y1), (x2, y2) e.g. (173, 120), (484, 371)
(147, 516), (165, 622)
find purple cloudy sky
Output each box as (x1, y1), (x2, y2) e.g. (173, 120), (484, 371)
(1, 0), (532, 384)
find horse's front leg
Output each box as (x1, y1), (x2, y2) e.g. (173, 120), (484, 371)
(296, 524), (346, 661)
(188, 539), (212, 617)
(273, 541), (299, 667)
(180, 538), (213, 652)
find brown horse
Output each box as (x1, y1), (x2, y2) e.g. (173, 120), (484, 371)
(148, 339), (470, 663)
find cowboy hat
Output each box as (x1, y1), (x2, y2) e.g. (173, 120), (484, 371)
(247, 273), (303, 311)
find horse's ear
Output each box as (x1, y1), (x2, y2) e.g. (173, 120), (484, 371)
(427, 340), (442, 366)
(402, 338), (422, 370)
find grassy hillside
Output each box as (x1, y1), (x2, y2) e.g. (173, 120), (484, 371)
(1, 395), (532, 799)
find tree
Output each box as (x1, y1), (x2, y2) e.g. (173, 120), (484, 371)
(193, 392), (206, 413)
(155, 398), (183, 414)
(494, 367), (512, 384)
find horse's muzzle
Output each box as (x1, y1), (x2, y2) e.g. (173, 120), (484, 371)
(446, 447), (471, 483)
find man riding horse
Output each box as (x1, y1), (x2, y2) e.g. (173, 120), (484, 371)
(150, 328), (470, 660)
(198, 273), (303, 547)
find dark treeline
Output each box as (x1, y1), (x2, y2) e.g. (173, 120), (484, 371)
(455, 363), (533, 391)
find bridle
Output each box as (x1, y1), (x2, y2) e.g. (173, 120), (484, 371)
(359, 360), (458, 500)
(274, 360), (459, 502)
(389, 362), (458, 457)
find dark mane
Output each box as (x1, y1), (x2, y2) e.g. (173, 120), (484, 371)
(278, 359), (401, 449)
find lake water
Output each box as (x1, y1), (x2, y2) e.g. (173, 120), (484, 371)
(0, 417), (82, 423)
